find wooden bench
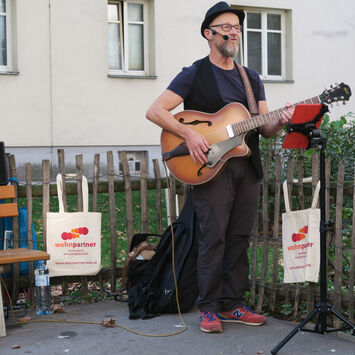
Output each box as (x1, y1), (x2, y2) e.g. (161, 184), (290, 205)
(0, 185), (50, 337)
(0, 185), (18, 219)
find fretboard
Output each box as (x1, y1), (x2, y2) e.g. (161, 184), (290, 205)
(232, 96), (321, 135)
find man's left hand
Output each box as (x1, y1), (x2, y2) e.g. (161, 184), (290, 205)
(279, 102), (294, 126)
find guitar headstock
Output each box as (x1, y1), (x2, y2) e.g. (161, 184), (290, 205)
(319, 82), (351, 105)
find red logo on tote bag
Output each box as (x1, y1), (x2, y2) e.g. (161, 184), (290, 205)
(61, 227), (89, 240)
(291, 225), (308, 242)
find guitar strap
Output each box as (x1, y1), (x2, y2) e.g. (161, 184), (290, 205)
(236, 64), (259, 117)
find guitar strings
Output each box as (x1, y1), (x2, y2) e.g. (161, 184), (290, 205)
(187, 96), (322, 144)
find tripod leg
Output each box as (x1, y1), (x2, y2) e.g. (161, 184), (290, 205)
(330, 307), (355, 334)
(271, 307), (319, 354)
(316, 309), (327, 333)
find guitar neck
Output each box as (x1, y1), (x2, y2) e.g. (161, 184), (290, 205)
(232, 96), (321, 134)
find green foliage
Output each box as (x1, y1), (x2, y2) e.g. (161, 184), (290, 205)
(257, 113), (354, 320)
(320, 113), (355, 179)
(280, 303), (293, 317)
(259, 113), (354, 243)
(260, 113), (355, 180)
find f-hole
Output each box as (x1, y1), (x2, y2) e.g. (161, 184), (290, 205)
(179, 118), (212, 126)
(197, 164), (207, 176)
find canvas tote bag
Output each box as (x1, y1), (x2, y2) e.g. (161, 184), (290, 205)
(282, 178), (321, 283)
(46, 174), (101, 277)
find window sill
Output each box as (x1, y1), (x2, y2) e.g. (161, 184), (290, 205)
(108, 74), (157, 79)
(0, 71), (20, 75)
(262, 79), (295, 84)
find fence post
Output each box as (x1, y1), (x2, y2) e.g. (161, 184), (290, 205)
(76, 155), (89, 301)
(333, 160), (345, 328)
(57, 149), (68, 295)
(42, 160), (51, 252)
(256, 152), (270, 313)
(250, 210), (259, 307)
(92, 154), (100, 213)
(325, 159), (332, 287)
(168, 174), (177, 224)
(284, 157), (295, 306)
(119, 151), (134, 251)
(153, 159), (163, 234)
(92, 153), (104, 299)
(25, 163), (35, 308)
(9, 155), (20, 303)
(177, 185), (189, 213)
(140, 154), (148, 233)
(107, 151), (117, 293)
(57, 149), (67, 212)
(270, 154), (282, 312)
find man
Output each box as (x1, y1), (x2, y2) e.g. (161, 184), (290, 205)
(146, 2), (293, 333)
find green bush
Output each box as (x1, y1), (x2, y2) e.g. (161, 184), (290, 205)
(257, 113), (354, 293)
(260, 112), (355, 180)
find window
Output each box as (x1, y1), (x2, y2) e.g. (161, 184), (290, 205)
(0, 0), (11, 72)
(118, 151), (146, 176)
(108, 0), (151, 76)
(240, 9), (287, 80)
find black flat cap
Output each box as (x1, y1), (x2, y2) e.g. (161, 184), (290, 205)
(201, 2), (245, 38)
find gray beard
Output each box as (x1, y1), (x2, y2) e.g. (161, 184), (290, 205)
(216, 41), (239, 58)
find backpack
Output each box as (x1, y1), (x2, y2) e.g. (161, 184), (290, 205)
(126, 192), (199, 319)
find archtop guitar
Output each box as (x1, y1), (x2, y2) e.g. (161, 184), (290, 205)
(161, 83), (351, 185)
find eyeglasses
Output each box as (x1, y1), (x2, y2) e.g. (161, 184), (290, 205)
(209, 23), (242, 33)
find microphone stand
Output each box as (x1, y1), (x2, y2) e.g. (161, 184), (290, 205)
(271, 106), (355, 354)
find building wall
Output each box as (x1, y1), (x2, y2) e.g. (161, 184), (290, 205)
(1, 0), (52, 146)
(1, 0), (354, 175)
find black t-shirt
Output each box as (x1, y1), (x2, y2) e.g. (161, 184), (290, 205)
(167, 61), (266, 107)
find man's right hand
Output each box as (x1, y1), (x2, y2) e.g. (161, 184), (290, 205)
(183, 128), (210, 165)
(146, 89), (210, 165)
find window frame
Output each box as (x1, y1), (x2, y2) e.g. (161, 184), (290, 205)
(108, 0), (150, 77)
(242, 9), (286, 81)
(0, 0), (12, 72)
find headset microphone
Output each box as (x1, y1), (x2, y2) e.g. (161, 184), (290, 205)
(211, 29), (229, 40)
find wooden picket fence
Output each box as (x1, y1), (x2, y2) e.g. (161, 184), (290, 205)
(3, 149), (354, 326)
